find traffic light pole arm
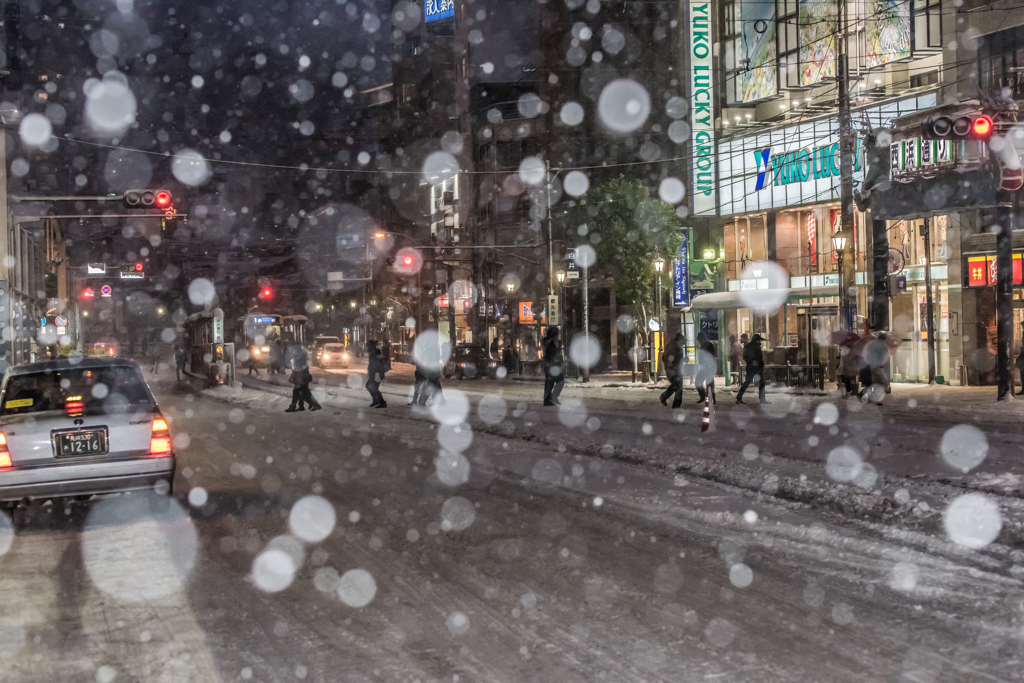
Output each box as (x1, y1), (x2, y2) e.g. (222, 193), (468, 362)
(9, 195), (124, 203)
(10, 213), (187, 219)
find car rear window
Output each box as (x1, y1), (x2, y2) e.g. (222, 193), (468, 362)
(324, 345), (345, 352)
(1, 366), (155, 417)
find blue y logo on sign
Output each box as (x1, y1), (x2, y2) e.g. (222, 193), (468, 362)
(754, 148), (771, 191)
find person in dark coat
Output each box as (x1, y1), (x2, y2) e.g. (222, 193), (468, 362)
(728, 334), (742, 376)
(490, 337), (499, 360)
(366, 340), (387, 408)
(659, 332), (687, 409)
(174, 342), (187, 382)
(286, 347), (321, 412)
(269, 340), (285, 375)
(542, 327), (565, 406)
(411, 363), (427, 405)
(735, 334), (768, 404)
(694, 333), (717, 404)
(1016, 322), (1024, 395)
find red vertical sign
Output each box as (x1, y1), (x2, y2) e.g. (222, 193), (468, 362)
(807, 213), (817, 268)
(829, 209), (841, 265)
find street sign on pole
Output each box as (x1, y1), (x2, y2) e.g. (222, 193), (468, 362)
(565, 248), (580, 280)
(87, 263), (105, 274)
(672, 232), (690, 307)
(547, 295), (560, 326)
(100, 286), (112, 297)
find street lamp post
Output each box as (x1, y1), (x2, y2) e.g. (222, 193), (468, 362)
(653, 256), (665, 380)
(832, 233), (848, 334)
(505, 281), (517, 373)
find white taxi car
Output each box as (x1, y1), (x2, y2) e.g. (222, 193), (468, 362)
(0, 357), (175, 509)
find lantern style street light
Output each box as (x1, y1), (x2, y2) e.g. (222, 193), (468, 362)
(832, 234), (848, 331)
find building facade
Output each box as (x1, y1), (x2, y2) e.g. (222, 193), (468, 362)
(680, 0), (1024, 386)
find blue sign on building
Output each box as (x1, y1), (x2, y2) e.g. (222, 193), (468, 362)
(699, 310), (719, 341)
(425, 0), (455, 23)
(672, 232), (689, 308)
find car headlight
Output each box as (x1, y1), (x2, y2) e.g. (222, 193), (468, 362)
(342, 354), (349, 359)
(253, 348), (261, 355)
(323, 354), (330, 359)
(262, 346), (270, 352)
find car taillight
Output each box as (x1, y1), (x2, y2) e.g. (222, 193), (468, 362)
(150, 416), (172, 456)
(0, 433), (10, 469)
(66, 401), (84, 417)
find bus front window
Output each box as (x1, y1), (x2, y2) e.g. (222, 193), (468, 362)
(247, 324), (282, 346)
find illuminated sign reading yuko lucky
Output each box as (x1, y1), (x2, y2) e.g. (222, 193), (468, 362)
(689, 1), (717, 216)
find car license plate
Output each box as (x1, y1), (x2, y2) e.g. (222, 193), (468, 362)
(56, 430), (107, 457)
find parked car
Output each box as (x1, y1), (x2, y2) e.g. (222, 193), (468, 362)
(0, 358), (176, 511)
(444, 344), (500, 380)
(317, 343), (351, 369)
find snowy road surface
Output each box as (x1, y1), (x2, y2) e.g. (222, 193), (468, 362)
(0, 373), (1022, 681)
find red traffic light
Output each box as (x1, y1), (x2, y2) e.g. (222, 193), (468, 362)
(82, 287), (95, 299)
(123, 189), (173, 209)
(259, 287), (272, 298)
(393, 247), (421, 275)
(972, 115), (992, 137)
(135, 262), (144, 272)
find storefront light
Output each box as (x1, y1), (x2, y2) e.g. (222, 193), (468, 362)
(702, 247), (717, 260)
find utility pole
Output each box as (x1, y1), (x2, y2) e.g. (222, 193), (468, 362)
(545, 160), (555, 300)
(836, 0), (855, 332)
(807, 238), (814, 367)
(996, 201), (1014, 401)
(581, 262), (589, 382)
(922, 218), (936, 384)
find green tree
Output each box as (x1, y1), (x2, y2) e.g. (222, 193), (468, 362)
(572, 176), (681, 379)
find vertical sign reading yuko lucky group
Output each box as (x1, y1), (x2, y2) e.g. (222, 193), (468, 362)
(689, 1), (717, 216)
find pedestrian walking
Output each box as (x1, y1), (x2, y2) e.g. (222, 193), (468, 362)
(735, 334), (768, 404)
(694, 333), (717, 405)
(366, 340), (388, 408)
(285, 347), (321, 412)
(728, 334), (742, 383)
(1016, 322), (1024, 395)
(269, 340), (285, 375)
(411, 363), (427, 405)
(490, 337), (500, 361)
(542, 327), (565, 406)
(174, 342), (187, 382)
(247, 351), (262, 376)
(659, 331), (687, 409)
(297, 347), (321, 411)
(858, 333), (891, 404)
(837, 345), (860, 397)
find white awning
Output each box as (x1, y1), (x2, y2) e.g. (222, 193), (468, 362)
(688, 287), (840, 311)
